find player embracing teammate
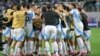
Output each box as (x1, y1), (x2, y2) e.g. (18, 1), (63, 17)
(1, 2), (91, 56)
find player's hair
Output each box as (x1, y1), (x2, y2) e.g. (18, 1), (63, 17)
(42, 6), (47, 12)
(52, 5), (57, 10)
(26, 4), (31, 9)
(77, 7), (82, 12)
(46, 4), (52, 10)
(37, 6), (41, 9)
(11, 3), (17, 9)
(16, 4), (22, 11)
(66, 6), (70, 12)
(70, 3), (76, 8)
(62, 4), (67, 10)
(22, 3), (27, 8)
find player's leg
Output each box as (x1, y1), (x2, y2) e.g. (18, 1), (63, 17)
(43, 26), (51, 56)
(33, 30), (41, 55)
(26, 31), (34, 56)
(49, 26), (59, 56)
(10, 29), (17, 56)
(58, 27), (67, 56)
(64, 37), (69, 55)
(55, 23), (63, 56)
(24, 27), (29, 55)
(74, 23), (86, 56)
(13, 28), (25, 56)
(24, 24), (34, 55)
(83, 30), (91, 55)
(68, 30), (77, 55)
(2, 27), (11, 55)
(36, 31), (43, 55)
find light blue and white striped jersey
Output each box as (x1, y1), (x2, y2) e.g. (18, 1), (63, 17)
(70, 9), (82, 23)
(26, 10), (35, 24)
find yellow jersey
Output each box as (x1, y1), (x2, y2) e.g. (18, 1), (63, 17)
(12, 11), (26, 28)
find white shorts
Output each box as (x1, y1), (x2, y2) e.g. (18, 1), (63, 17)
(25, 23), (34, 38)
(2, 27), (11, 37)
(11, 28), (25, 41)
(56, 24), (62, 32)
(74, 22), (83, 36)
(42, 25), (57, 40)
(83, 30), (91, 40)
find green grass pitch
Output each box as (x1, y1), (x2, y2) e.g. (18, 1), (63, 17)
(0, 28), (100, 56)
(90, 28), (100, 56)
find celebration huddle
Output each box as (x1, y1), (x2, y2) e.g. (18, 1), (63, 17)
(1, 2), (91, 56)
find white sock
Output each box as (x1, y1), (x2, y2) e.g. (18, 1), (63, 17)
(65, 42), (68, 51)
(29, 41), (34, 54)
(14, 45), (18, 55)
(27, 41), (31, 54)
(10, 48), (15, 55)
(38, 47), (42, 54)
(33, 41), (36, 52)
(85, 41), (91, 52)
(62, 41), (68, 54)
(3, 44), (9, 54)
(6, 45), (9, 54)
(3, 44), (6, 52)
(17, 48), (21, 53)
(69, 46), (74, 52)
(45, 41), (51, 55)
(14, 44), (22, 55)
(58, 41), (63, 54)
(51, 41), (58, 54)
(72, 46), (75, 50)
(77, 38), (85, 52)
(24, 41), (30, 54)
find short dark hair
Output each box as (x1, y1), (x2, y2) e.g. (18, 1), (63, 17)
(16, 4), (22, 11)
(46, 4), (52, 10)
(26, 4), (31, 9)
(42, 6), (47, 12)
(11, 3), (17, 9)
(71, 3), (76, 8)
(66, 6), (70, 12)
(22, 3), (27, 8)
(52, 5), (57, 10)
(37, 6), (41, 9)
(62, 4), (66, 10)
(77, 7), (82, 12)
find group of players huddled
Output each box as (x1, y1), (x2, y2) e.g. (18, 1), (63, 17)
(1, 2), (91, 56)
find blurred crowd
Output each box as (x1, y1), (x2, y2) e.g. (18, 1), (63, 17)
(0, 0), (100, 14)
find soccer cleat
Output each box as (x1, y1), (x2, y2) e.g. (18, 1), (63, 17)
(9, 53), (14, 56)
(77, 51), (87, 56)
(16, 52), (24, 56)
(29, 54), (33, 56)
(86, 51), (92, 56)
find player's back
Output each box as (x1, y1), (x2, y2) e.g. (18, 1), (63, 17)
(43, 10), (59, 26)
(70, 9), (82, 22)
(12, 11), (25, 28)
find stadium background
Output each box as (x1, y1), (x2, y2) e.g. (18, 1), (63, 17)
(0, 0), (100, 56)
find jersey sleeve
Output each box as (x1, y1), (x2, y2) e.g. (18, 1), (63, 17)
(32, 12), (35, 19)
(70, 10), (74, 14)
